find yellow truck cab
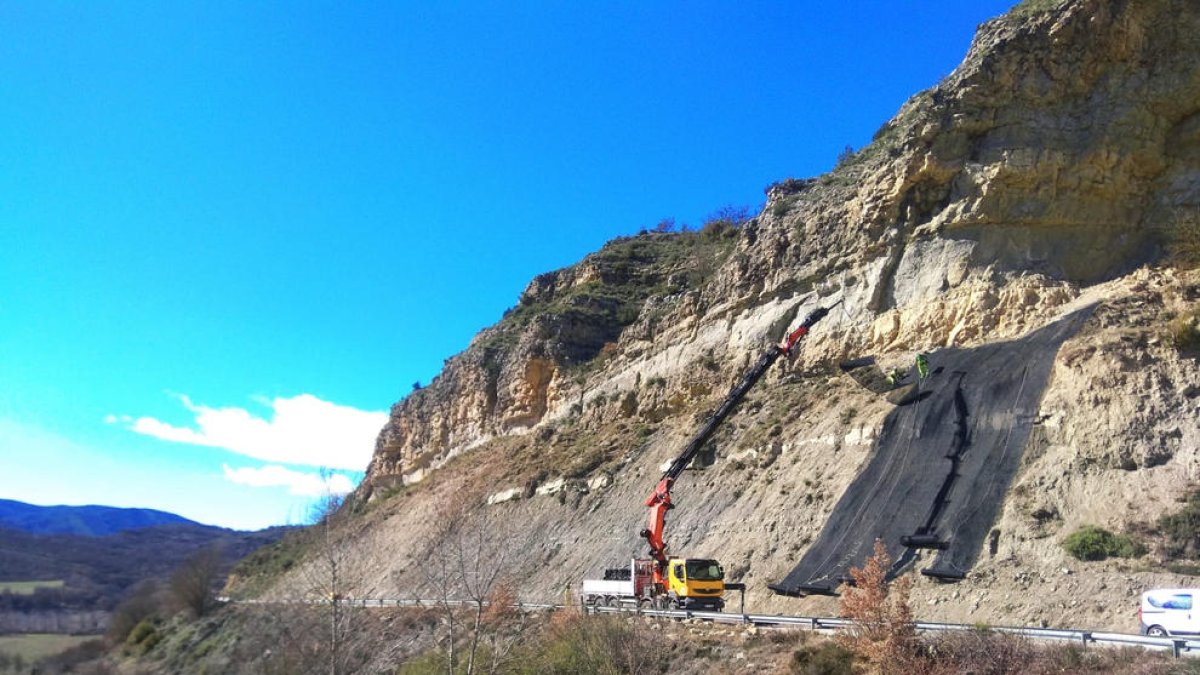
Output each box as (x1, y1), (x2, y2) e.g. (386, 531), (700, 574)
(666, 557), (725, 610)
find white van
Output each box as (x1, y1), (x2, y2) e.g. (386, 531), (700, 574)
(1140, 588), (1200, 636)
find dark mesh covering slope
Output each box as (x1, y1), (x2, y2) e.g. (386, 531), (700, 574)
(770, 307), (1093, 596)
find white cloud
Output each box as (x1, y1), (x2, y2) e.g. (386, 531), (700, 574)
(119, 393), (388, 471)
(222, 464), (356, 497)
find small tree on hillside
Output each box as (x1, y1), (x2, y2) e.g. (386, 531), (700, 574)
(107, 580), (164, 646)
(409, 492), (533, 675)
(305, 477), (361, 675)
(253, 471), (396, 675)
(837, 539), (919, 673)
(167, 543), (224, 618)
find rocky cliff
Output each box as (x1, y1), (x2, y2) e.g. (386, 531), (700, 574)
(313, 0), (1199, 632)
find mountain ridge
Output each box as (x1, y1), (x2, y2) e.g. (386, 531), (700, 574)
(0, 498), (203, 537)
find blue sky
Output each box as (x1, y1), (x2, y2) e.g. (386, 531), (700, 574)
(0, 1), (1016, 530)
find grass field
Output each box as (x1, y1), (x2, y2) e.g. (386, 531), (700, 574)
(0, 633), (95, 662)
(0, 580), (65, 595)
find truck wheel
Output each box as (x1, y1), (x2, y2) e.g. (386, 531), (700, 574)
(667, 598), (678, 610)
(604, 596), (617, 608)
(1147, 625), (1168, 637)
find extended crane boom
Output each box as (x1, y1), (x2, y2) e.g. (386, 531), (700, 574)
(640, 301), (839, 578)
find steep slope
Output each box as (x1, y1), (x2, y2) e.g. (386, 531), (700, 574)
(257, 0), (1200, 633)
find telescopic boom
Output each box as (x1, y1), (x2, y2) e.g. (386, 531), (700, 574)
(640, 301), (839, 572)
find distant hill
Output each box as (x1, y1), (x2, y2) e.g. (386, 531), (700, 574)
(0, 522), (290, 621)
(0, 498), (200, 536)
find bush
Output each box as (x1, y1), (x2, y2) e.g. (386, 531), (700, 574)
(700, 204), (751, 240)
(1158, 492), (1200, 558)
(514, 612), (670, 675)
(125, 618), (156, 646)
(834, 145), (856, 168)
(1170, 311), (1200, 355)
(396, 650), (452, 675)
(107, 580), (163, 645)
(1168, 209), (1200, 269)
(923, 630), (1038, 674)
(837, 540), (919, 671)
(1062, 526), (1145, 561)
(790, 639), (856, 674)
(167, 544), (222, 617)
(124, 617), (163, 655)
(771, 196), (798, 218)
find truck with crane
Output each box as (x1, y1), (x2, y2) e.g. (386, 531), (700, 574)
(581, 301), (837, 610)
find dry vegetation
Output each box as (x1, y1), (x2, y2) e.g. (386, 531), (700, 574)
(825, 540), (1196, 675)
(65, 537), (1200, 674)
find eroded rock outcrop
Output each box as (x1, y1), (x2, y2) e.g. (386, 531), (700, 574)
(365, 0), (1200, 500)
(335, 1), (1200, 634)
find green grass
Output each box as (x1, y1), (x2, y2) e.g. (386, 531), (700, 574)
(0, 579), (64, 595)
(0, 634), (93, 661)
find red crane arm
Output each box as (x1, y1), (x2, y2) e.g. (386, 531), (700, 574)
(780, 324), (810, 355)
(641, 477), (674, 568)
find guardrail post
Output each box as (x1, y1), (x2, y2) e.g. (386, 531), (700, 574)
(1174, 640), (1185, 658)
(810, 618), (818, 631)
(1080, 631), (1091, 647)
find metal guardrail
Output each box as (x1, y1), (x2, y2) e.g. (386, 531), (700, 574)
(583, 605), (1200, 658)
(223, 596), (1200, 658)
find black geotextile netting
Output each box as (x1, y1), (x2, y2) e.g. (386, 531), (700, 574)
(769, 306), (1094, 596)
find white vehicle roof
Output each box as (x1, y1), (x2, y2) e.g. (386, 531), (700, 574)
(1137, 583), (1195, 593)
(1142, 588), (1200, 597)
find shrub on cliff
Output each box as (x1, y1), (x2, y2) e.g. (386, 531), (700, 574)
(1158, 492), (1200, 558)
(1062, 525), (1145, 561)
(1168, 209), (1200, 270)
(1169, 310), (1200, 356)
(837, 540), (917, 671)
(107, 580), (163, 646)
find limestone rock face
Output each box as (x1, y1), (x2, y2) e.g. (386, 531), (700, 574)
(364, 232), (739, 492)
(728, 0), (1200, 352)
(365, 0), (1200, 498)
(295, 0), (1200, 635)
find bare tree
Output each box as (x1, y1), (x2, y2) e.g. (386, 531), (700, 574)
(167, 543), (223, 618)
(250, 472), (378, 675)
(409, 493), (533, 675)
(837, 539), (919, 673)
(304, 475), (361, 675)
